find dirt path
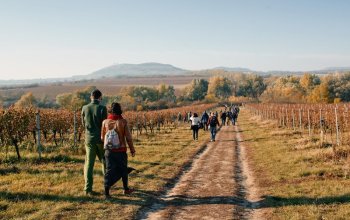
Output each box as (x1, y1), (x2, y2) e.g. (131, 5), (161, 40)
(140, 124), (261, 220)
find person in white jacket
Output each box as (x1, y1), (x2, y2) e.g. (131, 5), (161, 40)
(190, 113), (201, 140)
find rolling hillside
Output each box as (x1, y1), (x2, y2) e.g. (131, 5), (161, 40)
(88, 62), (188, 77)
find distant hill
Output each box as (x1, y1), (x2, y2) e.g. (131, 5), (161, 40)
(212, 67), (252, 72)
(87, 62), (188, 78)
(318, 67), (350, 73)
(1, 64), (350, 86)
(265, 67), (350, 75)
(211, 67), (350, 75)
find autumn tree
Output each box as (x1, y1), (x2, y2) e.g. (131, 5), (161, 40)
(56, 93), (73, 109)
(236, 74), (266, 99)
(207, 76), (232, 99)
(74, 86), (96, 104)
(182, 79), (209, 101)
(119, 95), (136, 110)
(322, 73), (350, 102)
(225, 73), (245, 96)
(300, 73), (321, 93)
(158, 83), (176, 102)
(306, 82), (329, 103)
(56, 86), (96, 110)
(338, 73), (350, 101)
(260, 75), (304, 103)
(36, 95), (56, 108)
(14, 92), (37, 108)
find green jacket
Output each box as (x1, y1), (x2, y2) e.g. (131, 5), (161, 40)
(81, 100), (107, 144)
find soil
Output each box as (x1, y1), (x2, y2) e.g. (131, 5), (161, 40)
(139, 124), (263, 220)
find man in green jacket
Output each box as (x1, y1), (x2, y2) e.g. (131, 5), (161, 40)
(81, 89), (107, 195)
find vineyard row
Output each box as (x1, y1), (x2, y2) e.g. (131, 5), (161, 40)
(246, 103), (350, 149)
(0, 104), (216, 159)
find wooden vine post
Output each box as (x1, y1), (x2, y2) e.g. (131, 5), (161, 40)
(308, 109), (311, 138)
(73, 110), (77, 149)
(319, 108), (324, 147)
(292, 109), (295, 131)
(299, 108), (302, 132)
(36, 110), (42, 159)
(335, 107), (340, 150)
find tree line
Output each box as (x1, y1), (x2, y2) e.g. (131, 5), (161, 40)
(4, 72), (350, 110)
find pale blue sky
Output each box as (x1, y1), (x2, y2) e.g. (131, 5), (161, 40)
(0, 0), (349, 79)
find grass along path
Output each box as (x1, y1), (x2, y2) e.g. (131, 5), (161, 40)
(238, 108), (350, 219)
(0, 123), (209, 219)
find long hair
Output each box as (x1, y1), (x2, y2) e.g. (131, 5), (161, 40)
(111, 102), (123, 115)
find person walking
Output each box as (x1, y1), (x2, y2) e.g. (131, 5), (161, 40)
(102, 102), (136, 199)
(187, 112), (192, 123)
(201, 111), (209, 131)
(207, 112), (220, 142)
(177, 112), (182, 122)
(234, 105), (240, 122)
(81, 89), (107, 195)
(183, 112), (188, 123)
(220, 110), (227, 126)
(190, 113), (200, 140)
(232, 110), (238, 125)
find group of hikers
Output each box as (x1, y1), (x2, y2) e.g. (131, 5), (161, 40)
(81, 88), (240, 199)
(186, 105), (240, 142)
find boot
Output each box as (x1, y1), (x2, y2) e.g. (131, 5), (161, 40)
(104, 186), (111, 199)
(127, 167), (136, 174)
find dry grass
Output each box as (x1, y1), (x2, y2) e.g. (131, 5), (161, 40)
(0, 123), (208, 219)
(239, 109), (350, 219)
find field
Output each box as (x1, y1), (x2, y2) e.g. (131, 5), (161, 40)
(0, 75), (209, 100)
(239, 108), (350, 219)
(2, 104), (350, 219)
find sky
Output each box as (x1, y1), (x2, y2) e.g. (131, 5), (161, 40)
(0, 0), (349, 80)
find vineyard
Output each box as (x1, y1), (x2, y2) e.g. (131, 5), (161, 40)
(0, 104), (216, 160)
(246, 103), (350, 150)
(0, 103), (219, 219)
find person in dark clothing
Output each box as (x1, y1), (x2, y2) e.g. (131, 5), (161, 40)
(102, 102), (136, 199)
(207, 112), (220, 141)
(230, 109), (238, 125)
(227, 111), (232, 125)
(177, 112), (182, 122)
(81, 89), (107, 195)
(201, 111), (209, 131)
(220, 111), (227, 126)
(234, 106), (240, 122)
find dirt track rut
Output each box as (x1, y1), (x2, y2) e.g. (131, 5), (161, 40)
(141, 124), (258, 220)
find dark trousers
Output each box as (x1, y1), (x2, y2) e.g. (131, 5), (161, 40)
(104, 151), (129, 190)
(202, 121), (208, 130)
(210, 126), (217, 141)
(221, 118), (226, 126)
(231, 117), (237, 125)
(192, 125), (199, 140)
